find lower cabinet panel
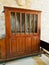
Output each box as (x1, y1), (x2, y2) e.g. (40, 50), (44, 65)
(9, 38), (17, 57)
(25, 37), (31, 53)
(16, 37), (25, 53)
(32, 37), (37, 52)
(0, 36), (40, 62)
(32, 36), (40, 52)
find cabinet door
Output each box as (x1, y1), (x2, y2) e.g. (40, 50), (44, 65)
(0, 39), (6, 59)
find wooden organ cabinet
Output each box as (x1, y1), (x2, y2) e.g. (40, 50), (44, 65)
(0, 7), (41, 62)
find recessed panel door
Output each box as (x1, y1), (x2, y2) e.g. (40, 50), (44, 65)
(8, 12), (26, 57)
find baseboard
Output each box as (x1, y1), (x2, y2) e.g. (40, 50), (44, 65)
(40, 40), (49, 51)
(42, 48), (49, 54)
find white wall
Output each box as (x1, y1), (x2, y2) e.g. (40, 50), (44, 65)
(0, 0), (49, 42)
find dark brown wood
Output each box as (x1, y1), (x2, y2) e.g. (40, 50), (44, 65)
(0, 6), (41, 62)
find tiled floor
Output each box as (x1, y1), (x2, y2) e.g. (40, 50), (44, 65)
(0, 54), (49, 65)
(6, 57), (37, 65)
(33, 54), (49, 65)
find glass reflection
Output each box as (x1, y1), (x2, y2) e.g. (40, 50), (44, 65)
(11, 12), (15, 33)
(26, 14), (30, 33)
(16, 13), (20, 33)
(30, 14), (34, 33)
(34, 14), (38, 33)
(22, 13), (25, 33)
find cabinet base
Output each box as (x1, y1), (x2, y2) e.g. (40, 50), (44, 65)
(0, 51), (42, 63)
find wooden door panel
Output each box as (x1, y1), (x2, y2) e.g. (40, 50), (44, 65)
(16, 37), (25, 53)
(0, 39), (6, 59)
(6, 38), (17, 57)
(16, 38), (20, 52)
(32, 37), (37, 52)
(32, 36), (40, 52)
(36, 37), (40, 51)
(25, 37), (31, 53)
(9, 38), (17, 56)
(6, 38), (10, 57)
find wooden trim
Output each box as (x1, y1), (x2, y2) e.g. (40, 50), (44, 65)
(4, 6), (41, 13)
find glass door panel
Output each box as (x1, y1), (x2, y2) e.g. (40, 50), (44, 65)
(10, 12), (38, 34)
(34, 15), (38, 33)
(30, 14), (34, 33)
(25, 14), (30, 33)
(22, 13), (25, 33)
(11, 12), (15, 33)
(16, 13), (20, 33)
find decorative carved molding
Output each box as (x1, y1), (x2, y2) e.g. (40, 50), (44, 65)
(16, 0), (26, 6)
